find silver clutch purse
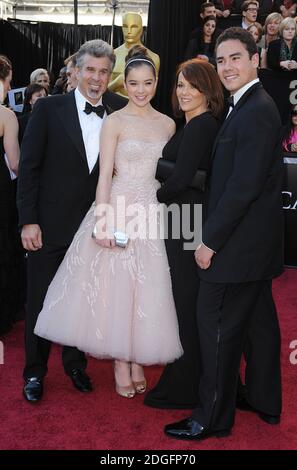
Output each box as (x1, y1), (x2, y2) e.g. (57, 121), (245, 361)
(114, 231), (129, 248)
(92, 225), (129, 248)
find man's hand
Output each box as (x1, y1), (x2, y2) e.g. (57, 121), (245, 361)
(21, 224), (43, 251)
(194, 243), (214, 270)
(197, 54), (209, 62)
(222, 9), (231, 18)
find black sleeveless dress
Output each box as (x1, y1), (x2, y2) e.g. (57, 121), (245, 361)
(144, 113), (220, 409)
(0, 136), (19, 335)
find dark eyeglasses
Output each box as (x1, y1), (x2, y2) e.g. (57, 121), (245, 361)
(291, 110), (297, 116)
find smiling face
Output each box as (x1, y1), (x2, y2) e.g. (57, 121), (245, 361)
(216, 39), (258, 94)
(122, 13), (143, 45)
(176, 71), (207, 117)
(36, 73), (50, 91)
(76, 54), (112, 104)
(124, 63), (157, 108)
(267, 19), (281, 37)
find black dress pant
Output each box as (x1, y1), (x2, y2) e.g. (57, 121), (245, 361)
(192, 279), (281, 431)
(23, 244), (87, 379)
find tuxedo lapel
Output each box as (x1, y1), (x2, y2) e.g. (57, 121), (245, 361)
(102, 90), (122, 115)
(211, 83), (262, 158)
(55, 91), (87, 163)
(89, 91), (120, 174)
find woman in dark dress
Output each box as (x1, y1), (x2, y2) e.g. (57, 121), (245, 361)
(0, 55), (20, 335)
(267, 17), (297, 72)
(184, 16), (219, 66)
(144, 59), (224, 408)
(18, 83), (48, 144)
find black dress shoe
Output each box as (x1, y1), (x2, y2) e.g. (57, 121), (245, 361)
(258, 412), (280, 425)
(236, 395), (280, 425)
(164, 418), (230, 441)
(69, 368), (92, 392)
(23, 377), (43, 402)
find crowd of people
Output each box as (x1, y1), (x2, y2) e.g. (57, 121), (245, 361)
(185, 1), (297, 72)
(0, 5), (291, 442)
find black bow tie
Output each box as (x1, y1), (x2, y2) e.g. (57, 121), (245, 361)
(84, 102), (105, 118)
(227, 95), (234, 108)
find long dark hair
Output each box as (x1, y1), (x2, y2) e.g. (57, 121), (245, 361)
(0, 55), (12, 81)
(124, 45), (156, 80)
(200, 15), (218, 49)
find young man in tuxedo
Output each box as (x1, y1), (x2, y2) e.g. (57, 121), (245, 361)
(17, 39), (127, 402)
(165, 27), (283, 440)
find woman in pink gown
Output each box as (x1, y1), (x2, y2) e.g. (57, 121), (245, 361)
(34, 46), (183, 398)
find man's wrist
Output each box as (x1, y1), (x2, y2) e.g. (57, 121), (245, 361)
(201, 241), (216, 254)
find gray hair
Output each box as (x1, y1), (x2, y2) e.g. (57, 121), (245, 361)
(30, 68), (49, 83)
(279, 17), (297, 37)
(76, 39), (116, 71)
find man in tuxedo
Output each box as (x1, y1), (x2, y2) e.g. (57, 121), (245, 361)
(17, 39), (127, 402)
(165, 27), (283, 440)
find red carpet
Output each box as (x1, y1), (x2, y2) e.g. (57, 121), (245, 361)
(0, 270), (297, 450)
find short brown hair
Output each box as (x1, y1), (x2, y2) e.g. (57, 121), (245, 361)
(241, 0), (259, 13)
(172, 59), (224, 120)
(0, 55), (12, 81)
(64, 52), (78, 67)
(200, 2), (215, 14)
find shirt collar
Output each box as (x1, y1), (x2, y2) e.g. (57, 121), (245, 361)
(75, 87), (103, 111)
(232, 78), (259, 107)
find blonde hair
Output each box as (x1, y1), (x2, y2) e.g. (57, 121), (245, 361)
(279, 17), (297, 37)
(264, 12), (282, 35)
(30, 68), (49, 84)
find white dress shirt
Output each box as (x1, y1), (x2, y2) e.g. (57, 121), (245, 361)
(226, 78), (259, 118)
(75, 87), (106, 173)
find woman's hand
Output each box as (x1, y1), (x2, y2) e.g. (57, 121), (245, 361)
(280, 60), (291, 70)
(92, 223), (116, 248)
(291, 142), (297, 152)
(288, 60), (297, 70)
(93, 230), (116, 248)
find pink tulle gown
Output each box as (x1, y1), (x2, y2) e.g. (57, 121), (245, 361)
(34, 112), (183, 365)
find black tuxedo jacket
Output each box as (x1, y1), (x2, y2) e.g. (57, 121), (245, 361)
(17, 89), (127, 246)
(200, 83), (284, 283)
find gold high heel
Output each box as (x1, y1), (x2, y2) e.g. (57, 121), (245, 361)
(115, 382), (136, 399)
(132, 378), (147, 394)
(114, 361), (136, 399)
